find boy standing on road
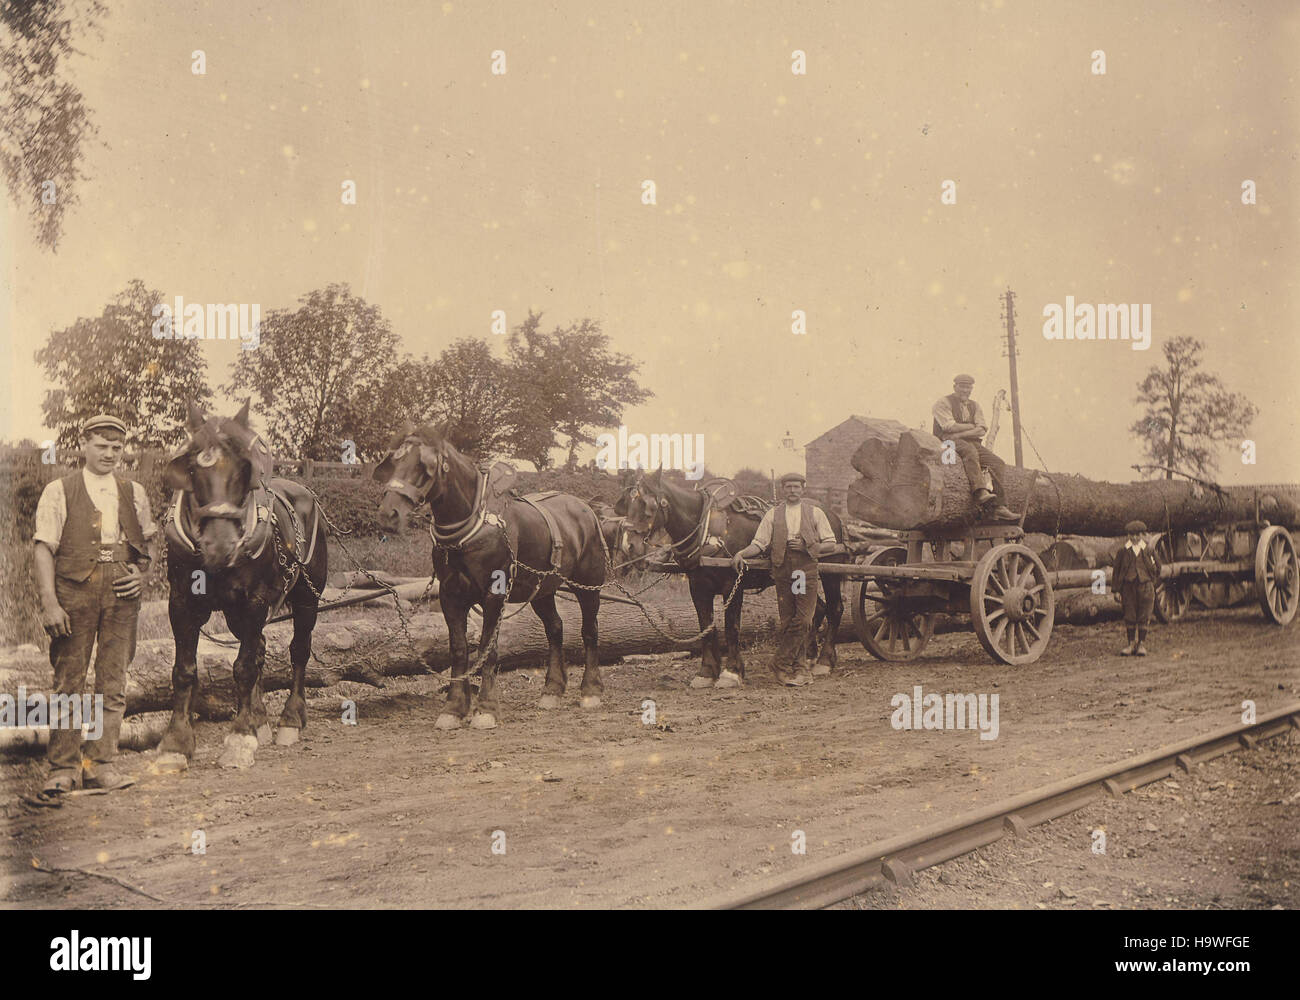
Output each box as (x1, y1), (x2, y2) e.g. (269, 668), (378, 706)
(1112, 519), (1161, 656)
(33, 415), (157, 794)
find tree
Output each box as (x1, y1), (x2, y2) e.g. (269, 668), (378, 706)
(1130, 336), (1258, 481)
(503, 311), (652, 470)
(347, 339), (512, 461)
(225, 283), (399, 461)
(0, 0), (106, 251)
(35, 279), (214, 449)
(732, 466), (774, 498)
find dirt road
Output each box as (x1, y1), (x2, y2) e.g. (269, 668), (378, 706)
(3, 607), (1296, 908)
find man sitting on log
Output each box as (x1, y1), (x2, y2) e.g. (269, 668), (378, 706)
(932, 373), (1018, 522)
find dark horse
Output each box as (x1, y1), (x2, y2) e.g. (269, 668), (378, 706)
(622, 468), (846, 688)
(156, 402), (328, 769)
(374, 423), (607, 728)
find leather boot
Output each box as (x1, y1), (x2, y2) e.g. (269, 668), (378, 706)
(1119, 628), (1136, 655)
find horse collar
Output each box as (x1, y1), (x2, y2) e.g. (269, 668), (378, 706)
(429, 469), (492, 548)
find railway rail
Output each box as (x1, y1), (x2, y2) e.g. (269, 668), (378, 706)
(696, 702), (1300, 910)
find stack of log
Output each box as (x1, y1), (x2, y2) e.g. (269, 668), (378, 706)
(846, 418), (1300, 534)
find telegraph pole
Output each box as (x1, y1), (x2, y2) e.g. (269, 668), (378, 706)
(1001, 289), (1025, 467)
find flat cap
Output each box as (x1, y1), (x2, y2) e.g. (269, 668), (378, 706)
(82, 414), (127, 436)
(778, 471), (807, 485)
(1125, 520), (1148, 534)
(953, 373), (975, 386)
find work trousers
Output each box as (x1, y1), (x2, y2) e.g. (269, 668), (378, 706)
(953, 440), (1007, 498)
(771, 549), (819, 678)
(1120, 581), (1155, 628)
(46, 562), (138, 776)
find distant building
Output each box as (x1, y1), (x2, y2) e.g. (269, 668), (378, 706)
(804, 415), (876, 514)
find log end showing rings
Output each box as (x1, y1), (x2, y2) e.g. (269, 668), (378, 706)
(969, 543), (1054, 665)
(1255, 525), (1298, 626)
(853, 546), (935, 662)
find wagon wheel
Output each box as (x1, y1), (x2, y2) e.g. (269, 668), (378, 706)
(970, 543), (1055, 665)
(853, 546), (935, 661)
(1255, 526), (1298, 625)
(1152, 533), (1191, 623)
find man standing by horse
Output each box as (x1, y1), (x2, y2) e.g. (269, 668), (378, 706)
(731, 471), (838, 686)
(33, 414), (156, 794)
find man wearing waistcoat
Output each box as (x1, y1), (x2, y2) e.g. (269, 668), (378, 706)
(932, 374), (1018, 522)
(1112, 519), (1161, 656)
(33, 414), (157, 794)
(731, 472), (837, 687)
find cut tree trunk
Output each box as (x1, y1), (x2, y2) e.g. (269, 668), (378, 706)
(0, 592), (796, 721)
(847, 420), (1300, 533)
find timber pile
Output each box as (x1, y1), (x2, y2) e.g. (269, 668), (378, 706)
(0, 593), (792, 721)
(846, 418), (1300, 534)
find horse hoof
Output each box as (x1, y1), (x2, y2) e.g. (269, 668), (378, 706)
(255, 723), (273, 746)
(689, 676), (716, 689)
(274, 727), (300, 747)
(715, 670), (743, 689)
(580, 695), (602, 709)
(470, 712), (497, 730)
(217, 734), (258, 769)
(537, 695), (561, 710)
(152, 752), (189, 774)
(811, 663), (831, 677)
(435, 713), (463, 730)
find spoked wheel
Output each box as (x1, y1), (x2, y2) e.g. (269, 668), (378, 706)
(970, 543), (1055, 665)
(1255, 526), (1298, 625)
(853, 547), (935, 661)
(1153, 533), (1191, 623)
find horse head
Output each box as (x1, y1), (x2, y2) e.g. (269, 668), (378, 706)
(165, 400), (272, 569)
(621, 467), (669, 539)
(372, 422), (474, 534)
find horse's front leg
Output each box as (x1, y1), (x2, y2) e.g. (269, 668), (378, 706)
(156, 585), (211, 769)
(217, 603), (269, 769)
(576, 588), (603, 709)
(688, 573), (720, 689)
(436, 591), (473, 730)
(276, 587), (318, 745)
(470, 596), (504, 729)
(532, 592), (566, 709)
(813, 578), (842, 675)
(719, 588), (745, 687)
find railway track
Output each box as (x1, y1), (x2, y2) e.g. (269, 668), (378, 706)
(697, 703), (1300, 910)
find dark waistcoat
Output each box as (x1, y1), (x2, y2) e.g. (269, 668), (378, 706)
(54, 471), (146, 582)
(933, 393), (973, 438)
(771, 501), (820, 568)
(1114, 545), (1158, 586)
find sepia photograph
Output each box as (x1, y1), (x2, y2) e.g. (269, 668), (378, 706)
(0, 0), (1296, 966)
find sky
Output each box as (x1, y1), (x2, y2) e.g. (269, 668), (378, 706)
(2, 0), (1297, 485)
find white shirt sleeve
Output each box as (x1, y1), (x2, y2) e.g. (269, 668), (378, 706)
(751, 508), (776, 551)
(812, 506), (836, 543)
(33, 478), (67, 553)
(132, 480), (158, 543)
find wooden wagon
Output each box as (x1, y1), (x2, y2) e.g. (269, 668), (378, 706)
(689, 517), (1297, 666)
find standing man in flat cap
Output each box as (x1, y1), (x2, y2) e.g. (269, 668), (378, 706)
(1112, 520), (1161, 656)
(731, 471), (837, 686)
(33, 415), (157, 794)
(932, 374), (1018, 522)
